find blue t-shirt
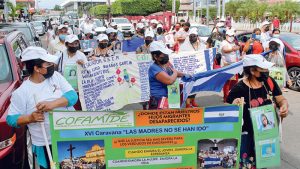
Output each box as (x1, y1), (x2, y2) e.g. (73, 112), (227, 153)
(148, 63), (173, 98)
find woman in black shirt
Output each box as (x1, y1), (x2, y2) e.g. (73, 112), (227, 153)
(226, 54), (288, 168)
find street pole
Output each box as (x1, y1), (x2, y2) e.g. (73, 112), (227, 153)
(206, 0), (209, 26)
(107, 0), (111, 21)
(172, 0), (176, 24)
(217, 0), (221, 19)
(193, 0), (196, 22)
(221, 0), (225, 19)
(3, 0), (8, 23)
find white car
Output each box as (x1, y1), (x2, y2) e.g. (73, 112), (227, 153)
(111, 18), (135, 35)
(190, 23), (211, 43)
(32, 21), (45, 35)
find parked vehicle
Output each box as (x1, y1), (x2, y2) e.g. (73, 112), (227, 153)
(33, 21), (46, 35)
(236, 32), (300, 91)
(0, 22), (42, 47)
(111, 17), (135, 35)
(0, 29), (30, 169)
(190, 23), (211, 42)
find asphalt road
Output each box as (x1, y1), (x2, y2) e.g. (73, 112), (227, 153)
(40, 35), (300, 169)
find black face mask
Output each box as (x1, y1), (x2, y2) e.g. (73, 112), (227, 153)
(42, 65), (55, 79)
(184, 28), (189, 32)
(140, 29), (145, 35)
(145, 40), (152, 46)
(99, 43), (108, 49)
(257, 71), (270, 82)
(189, 36), (198, 44)
(265, 26), (270, 32)
(157, 28), (163, 34)
(67, 46), (79, 53)
(158, 54), (169, 65)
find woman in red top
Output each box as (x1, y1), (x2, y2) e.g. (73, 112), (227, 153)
(243, 28), (264, 55)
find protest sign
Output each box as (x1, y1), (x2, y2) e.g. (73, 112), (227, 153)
(167, 79), (180, 108)
(269, 67), (285, 87)
(122, 37), (145, 52)
(78, 53), (152, 111)
(50, 105), (242, 169)
(170, 50), (214, 75)
(250, 104), (281, 168)
(80, 40), (98, 51)
(63, 64), (78, 90)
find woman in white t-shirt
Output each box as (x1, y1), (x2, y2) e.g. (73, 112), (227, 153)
(6, 47), (78, 169)
(221, 30), (240, 102)
(55, 34), (88, 74)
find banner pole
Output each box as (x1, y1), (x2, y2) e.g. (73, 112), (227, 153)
(33, 95), (56, 169)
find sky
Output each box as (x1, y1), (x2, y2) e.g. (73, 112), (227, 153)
(57, 140), (105, 162)
(38, 0), (64, 9)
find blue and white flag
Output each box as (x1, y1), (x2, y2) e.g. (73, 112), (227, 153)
(204, 105), (240, 123)
(122, 37), (145, 52)
(181, 61), (243, 107)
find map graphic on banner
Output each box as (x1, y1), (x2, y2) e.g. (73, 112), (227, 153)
(78, 52), (212, 111)
(49, 105), (243, 169)
(250, 104), (281, 168)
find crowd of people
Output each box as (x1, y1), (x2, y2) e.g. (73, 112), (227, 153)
(198, 150), (237, 168)
(5, 15), (289, 169)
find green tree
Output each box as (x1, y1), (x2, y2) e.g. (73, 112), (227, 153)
(7, 2), (16, 21)
(54, 5), (61, 11)
(90, 5), (109, 16)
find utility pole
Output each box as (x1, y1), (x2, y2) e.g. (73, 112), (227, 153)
(107, 0), (111, 21)
(206, 0), (209, 26)
(172, 0), (176, 24)
(193, 0), (196, 22)
(217, 0), (220, 19)
(221, 0), (225, 19)
(4, 0), (8, 23)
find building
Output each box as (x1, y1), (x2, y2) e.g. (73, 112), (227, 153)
(16, 0), (35, 8)
(61, 0), (115, 13)
(81, 144), (105, 164)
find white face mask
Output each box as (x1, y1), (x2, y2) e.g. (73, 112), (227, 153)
(273, 34), (280, 38)
(227, 36), (234, 43)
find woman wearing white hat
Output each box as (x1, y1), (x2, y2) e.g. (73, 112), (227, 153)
(89, 34), (114, 59)
(6, 47), (78, 169)
(226, 54), (288, 167)
(56, 34), (88, 74)
(148, 41), (185, 109)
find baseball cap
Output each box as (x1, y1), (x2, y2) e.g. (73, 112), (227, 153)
(150, 19), (159, 24)
(110, 22), (117, 27)
(65, 34), (79, 43)
(136, 23), (144, 29)
(21, 46), (59, 63)
(149, 41), (173, 55)
(243, 54), (274, 69)
(97, 34), (109, 41)
(106, 27), (117, 34)
(189, 28), (198, 35)
(144, 30), (155, 38)
(226, 29), (235, 36)
(157, 24), (163, 28)
(261, 21), (270, 27)
(57, 24), (68, 30)
(216, 22), (225, 27)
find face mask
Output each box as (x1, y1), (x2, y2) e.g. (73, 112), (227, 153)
(59, 34), (66, 41)
(265, 26), (270, 32)
(68, 46), (79, 53)
(98, 43), (108, 49)
(257, 71), (269, 82)
(157, 28), (163, 34)
(158, 54), (169, 65)
(184, 28), (189, 32)
(145, 39), (152, 46)
(42, 65), (55, 79)
(189, 36), (198, 44)
(273, 34), (280, 38)
(255, 35), (261, 40)
(218, 28), (225, 34)
(140, 29), (145, 34)
(227, 36), (234, 43)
